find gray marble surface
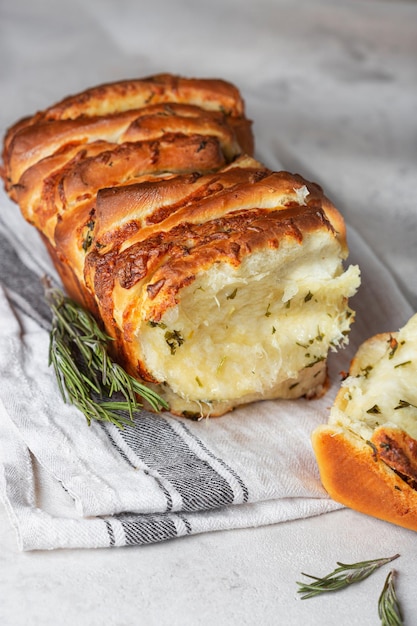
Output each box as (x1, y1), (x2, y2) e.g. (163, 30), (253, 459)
(1, 500), (417, 625)
(1, 0), (416, 623)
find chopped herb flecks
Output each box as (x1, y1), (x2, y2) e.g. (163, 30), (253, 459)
(165, 329), (185, 354)
(394, 360), (412, 369)
(366, 404), (381, 415)
(148, 320), (167, 329)
(394, 399), (417, 410)
(82, 219), (95, 252)
(359, 365), (373, 379)
(305, 356), (325, 368)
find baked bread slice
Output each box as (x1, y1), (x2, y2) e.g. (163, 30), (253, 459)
(312, 313), (417, 531)
(1, 73), (360, 417)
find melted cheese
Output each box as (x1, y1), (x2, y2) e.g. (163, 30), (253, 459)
(330, 313), (417, 440)
(139, 232), (360, 404)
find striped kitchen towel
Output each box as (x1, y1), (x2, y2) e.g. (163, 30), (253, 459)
(0, 197), (412, 551)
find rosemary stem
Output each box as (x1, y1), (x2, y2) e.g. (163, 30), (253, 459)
(297, 554), (400, 600)
(45, 284), (168, 427)
(378, 570), (404, 626)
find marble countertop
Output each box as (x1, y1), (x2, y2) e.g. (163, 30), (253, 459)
(1, 0), (417, 623)
(2, 501), (417, 625)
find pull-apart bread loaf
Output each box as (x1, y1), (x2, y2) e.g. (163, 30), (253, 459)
(2, 73), (360, 417)
(313, 313), (417, 531)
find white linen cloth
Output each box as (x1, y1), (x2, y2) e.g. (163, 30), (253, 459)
(0, 193), (412, 550)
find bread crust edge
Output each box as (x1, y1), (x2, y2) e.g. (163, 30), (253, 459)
(312, 424), (417, 532)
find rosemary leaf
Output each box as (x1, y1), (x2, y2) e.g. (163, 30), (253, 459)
(297, 554), (400, 599)
(378, 571), (404, 626)
(45, 284), (169, 426)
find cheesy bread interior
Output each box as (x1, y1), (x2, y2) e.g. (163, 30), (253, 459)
(135, 233), (360, 416)
(329, 314), (417, 455)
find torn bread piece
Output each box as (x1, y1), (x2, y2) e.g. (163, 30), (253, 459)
(312, 313), (417, 531)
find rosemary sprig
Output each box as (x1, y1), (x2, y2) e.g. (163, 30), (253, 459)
(296, 554), (400, 599)
(45, 284), (168, 427)
(378, 570), (404, 626)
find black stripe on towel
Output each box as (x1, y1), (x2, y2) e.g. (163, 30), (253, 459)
(117, 513), (178, 546)
(104, 519), (116, 546)
(117, 413), (236, 512)
(0, 228), (51, 328)
(175, 419), (249, 503)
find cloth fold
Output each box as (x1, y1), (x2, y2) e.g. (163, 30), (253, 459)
(0, 199), (413, 550)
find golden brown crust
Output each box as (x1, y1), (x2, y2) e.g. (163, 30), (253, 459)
(2, 76), (254, 313)
(117, 206), (329, 312)
(2, 74), (251, 186)
(5, 105), (247, 191)
(312, 425), (417, 531)
(40, 233), (98, 312)
(102, 170), (340, 256)
(31, 74), (247, 122)
(92, 155), (268, 247)
(84, 160), (342, 340)
(50, 134), (232, 302)
(17, 134), (227, 245)
(0, 73), (254, 311)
